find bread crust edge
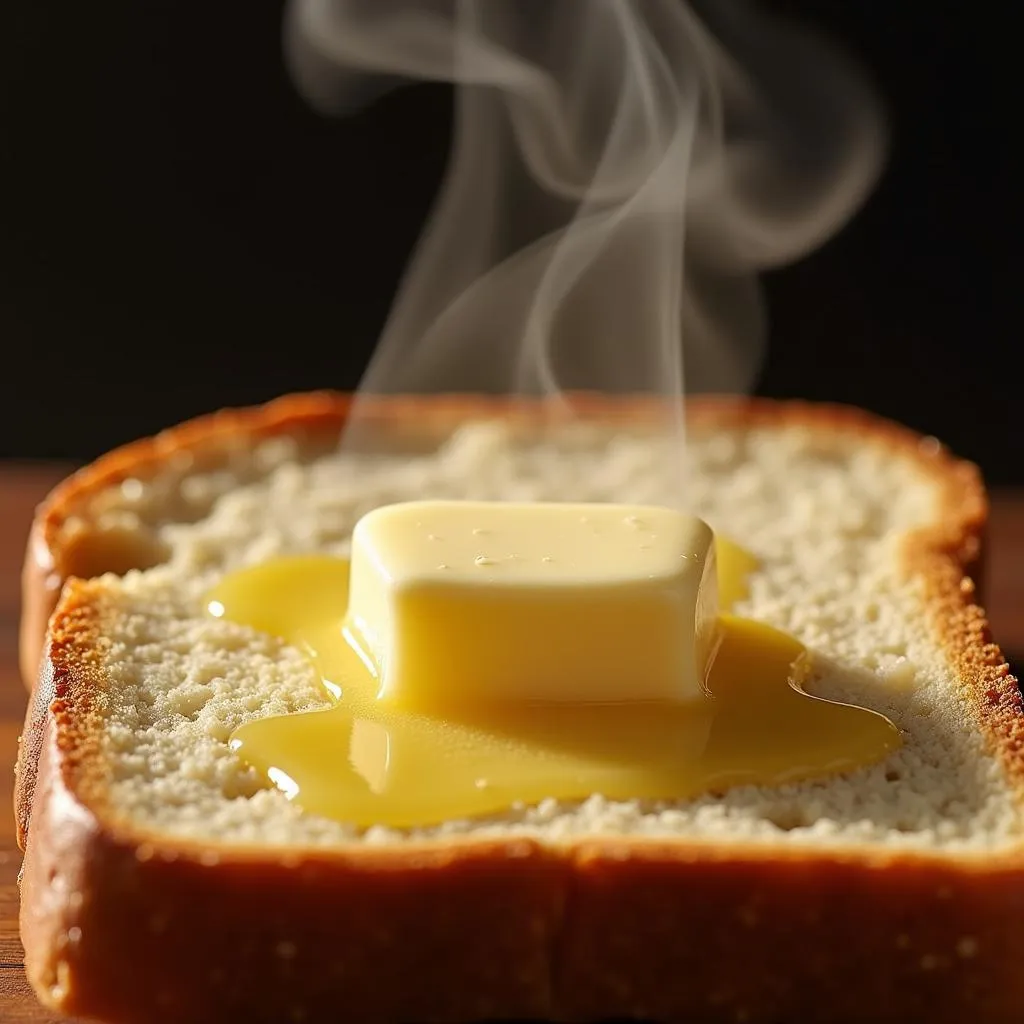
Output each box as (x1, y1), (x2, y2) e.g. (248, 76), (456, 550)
(16, 393), (1024, 1023)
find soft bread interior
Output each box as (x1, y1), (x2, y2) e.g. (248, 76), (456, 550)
(80, 420), (1019, 850)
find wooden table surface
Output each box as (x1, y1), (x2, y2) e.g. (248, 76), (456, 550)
(0, 465), (1022, 1023)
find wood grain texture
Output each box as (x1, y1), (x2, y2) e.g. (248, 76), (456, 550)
(0, 464), (1021, 1023)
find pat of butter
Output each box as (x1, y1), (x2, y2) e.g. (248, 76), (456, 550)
(345, 501), (719, 707)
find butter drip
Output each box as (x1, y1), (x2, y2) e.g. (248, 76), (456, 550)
(208, 538), (900, 828)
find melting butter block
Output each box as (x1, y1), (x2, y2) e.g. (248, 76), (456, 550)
(346, 500), (719, 707)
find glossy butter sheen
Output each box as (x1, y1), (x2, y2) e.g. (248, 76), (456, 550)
(347, 501), (719, 706)
(209, 540), (901, 829)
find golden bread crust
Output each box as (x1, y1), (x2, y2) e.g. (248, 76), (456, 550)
(16, 393), (1024, 1023)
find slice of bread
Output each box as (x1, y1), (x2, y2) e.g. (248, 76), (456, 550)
(15, 393), (1022, 1024)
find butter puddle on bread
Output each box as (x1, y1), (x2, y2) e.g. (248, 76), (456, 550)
(15, 394), (1023, 1024)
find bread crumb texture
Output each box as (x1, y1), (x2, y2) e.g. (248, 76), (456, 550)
(86, 421), (1018, 849)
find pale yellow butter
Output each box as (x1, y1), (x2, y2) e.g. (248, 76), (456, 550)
(345, 500), (720, 708)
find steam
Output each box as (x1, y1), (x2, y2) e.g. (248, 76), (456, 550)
(285, 0), (884, 425)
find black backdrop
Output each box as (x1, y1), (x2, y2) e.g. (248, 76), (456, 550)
(1, 2), (1013, 480)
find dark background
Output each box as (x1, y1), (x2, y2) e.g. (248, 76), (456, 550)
(1, 2), (1012, 479)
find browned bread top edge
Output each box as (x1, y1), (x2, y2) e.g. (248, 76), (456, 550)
(19, 391), (996, 682)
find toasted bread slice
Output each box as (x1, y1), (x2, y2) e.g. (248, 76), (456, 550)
(15, 394), (1023, 1024)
